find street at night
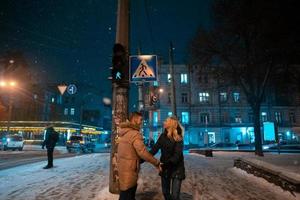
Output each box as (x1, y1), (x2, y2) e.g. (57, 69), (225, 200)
(0, 152), (299, 200)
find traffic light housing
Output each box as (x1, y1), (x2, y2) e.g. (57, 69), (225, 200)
(111, 43), (129, 86)
(149, 86), (160, 106)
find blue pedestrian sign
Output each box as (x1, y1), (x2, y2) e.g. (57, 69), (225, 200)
(129, 55), (158, 82)
(67, 84), (77, 95)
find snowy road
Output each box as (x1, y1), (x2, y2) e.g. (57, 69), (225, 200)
(0, 152), (299, 200)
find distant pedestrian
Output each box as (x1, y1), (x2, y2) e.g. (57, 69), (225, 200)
(117, 111), (161, 200)
(42, 125), (59, 169)
(150, 117), (186, 200)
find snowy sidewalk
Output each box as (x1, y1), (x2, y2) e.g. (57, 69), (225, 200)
(0, 152), (299, 200)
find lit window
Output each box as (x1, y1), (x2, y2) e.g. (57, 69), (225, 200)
(200, 113), (209, 124)
(153, 111), (158, 126)
(70, 108), (75, 115)
(235, 115), (242, 123)
(199, 92), (210, 103)
(233, 92), (240, 102)
(180, 74), (188, 84)
(51, 97), (55, 103)
(153, 81), (158, 86)
(168, 112), (173, 117)
(220, 92), (227, 102)
(181, 112), (189, 124)
(261, 112), (267, 122)
(64, 108), (68, 115)
(275, 112), (282, 123)
(167, 74), (172, 83)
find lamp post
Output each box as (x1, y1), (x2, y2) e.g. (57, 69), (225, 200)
(0, 80), (17, 135)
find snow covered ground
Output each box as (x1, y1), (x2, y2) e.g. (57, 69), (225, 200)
(0, 152), (299, 200)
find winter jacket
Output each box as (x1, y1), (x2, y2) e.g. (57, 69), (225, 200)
(42, 127), (59, 149)
(150, 130), (186, 180)
(117, 121), (160, 191)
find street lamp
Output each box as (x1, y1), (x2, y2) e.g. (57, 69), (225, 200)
(0, 80), (17, 135)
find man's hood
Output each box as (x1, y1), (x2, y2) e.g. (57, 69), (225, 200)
(118, 120), (140, 137)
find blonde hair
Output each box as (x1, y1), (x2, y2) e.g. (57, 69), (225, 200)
(165, 117), (184, 142)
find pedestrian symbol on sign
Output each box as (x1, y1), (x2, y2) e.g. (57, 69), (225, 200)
(132, 59), (155, 78)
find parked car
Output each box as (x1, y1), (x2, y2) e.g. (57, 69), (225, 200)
(66, 135), (95, 153)
(210, 142), (238, 150)
(1, 135), (24, 151)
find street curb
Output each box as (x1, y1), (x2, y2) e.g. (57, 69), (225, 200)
(234, 158), (300, 193)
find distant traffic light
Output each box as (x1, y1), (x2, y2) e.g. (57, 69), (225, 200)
(111, 43), (129, 86)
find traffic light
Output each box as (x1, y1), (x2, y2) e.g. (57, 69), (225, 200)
(149, 86), (159, 106)
(111, 43), (129, 86)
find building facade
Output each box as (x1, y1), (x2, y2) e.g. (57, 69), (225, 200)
(143, 64), (300, 146)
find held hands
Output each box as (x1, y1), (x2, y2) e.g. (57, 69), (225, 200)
(156, 162), (163, 173)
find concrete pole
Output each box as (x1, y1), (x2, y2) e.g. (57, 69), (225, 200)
(109, 0), (130, 194)
(169, 42), (177, 117)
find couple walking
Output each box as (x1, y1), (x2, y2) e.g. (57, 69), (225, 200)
(117, 112), (185, 200)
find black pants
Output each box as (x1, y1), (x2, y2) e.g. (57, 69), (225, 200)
(47, 147), (54, 167)
(119, 185), (137, 200)
(161, 177), (182, 200)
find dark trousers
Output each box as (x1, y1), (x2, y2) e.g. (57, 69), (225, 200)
(161, 177), (182, 200)
(119, 185), (137, 200)
(47, 147), (54, 167)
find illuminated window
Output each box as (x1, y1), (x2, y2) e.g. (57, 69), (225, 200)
(153, 81), (158, 86)
(220, 92), (227, 102)
(180, 74), (188, 84)
(261, 112), (267, 122)
(167, 74), (172, 83)
(199, 92), (210, 103)
(233, 92), (240, 102)
(181, 112), (189, 124)
(235, 115), (242, 123)
(64, 108), (68, 115)
(51, 97), (55, 103)
(168, 112), (172, 117)
(153, 111), (158, 126)
(70, 108), (75, 115)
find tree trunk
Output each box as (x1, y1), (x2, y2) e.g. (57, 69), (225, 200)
(253, 105), (264, 156)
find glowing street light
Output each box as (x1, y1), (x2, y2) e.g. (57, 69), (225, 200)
(159, 88), (164, 93)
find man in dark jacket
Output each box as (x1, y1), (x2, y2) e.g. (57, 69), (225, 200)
(42, 125), (59, 169)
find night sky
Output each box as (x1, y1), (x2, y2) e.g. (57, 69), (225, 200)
(0, 0), (211, 109)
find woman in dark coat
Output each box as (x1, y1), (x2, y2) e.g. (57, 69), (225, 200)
(150, 117), (185, 200)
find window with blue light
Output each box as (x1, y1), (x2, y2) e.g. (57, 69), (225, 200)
(199, 92), (210, 103)
(64, 108), (68, 115)
(181, 112), (189, 124)
(235, 115), (242, 123)
(168, 112), (172, 117)
(153, 111), (158, 126)
(220, 92), (227, 102)
(261, 112), (267, 122)
(70, 108), (75, 115)
(233, 92), (240, 102)
(180, 74), (188, 84)
(153, 81), (158, 86)
(167, 74), (172, 83)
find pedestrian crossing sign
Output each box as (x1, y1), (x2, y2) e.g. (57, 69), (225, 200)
(129, 55), (158, 82)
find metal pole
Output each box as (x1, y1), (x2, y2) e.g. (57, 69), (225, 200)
(169, 42), (177, 117)
(7, 93), (12, 135)
(109, 0), (130, 194)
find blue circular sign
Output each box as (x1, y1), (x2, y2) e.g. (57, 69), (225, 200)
(67, 84), (77, 95)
